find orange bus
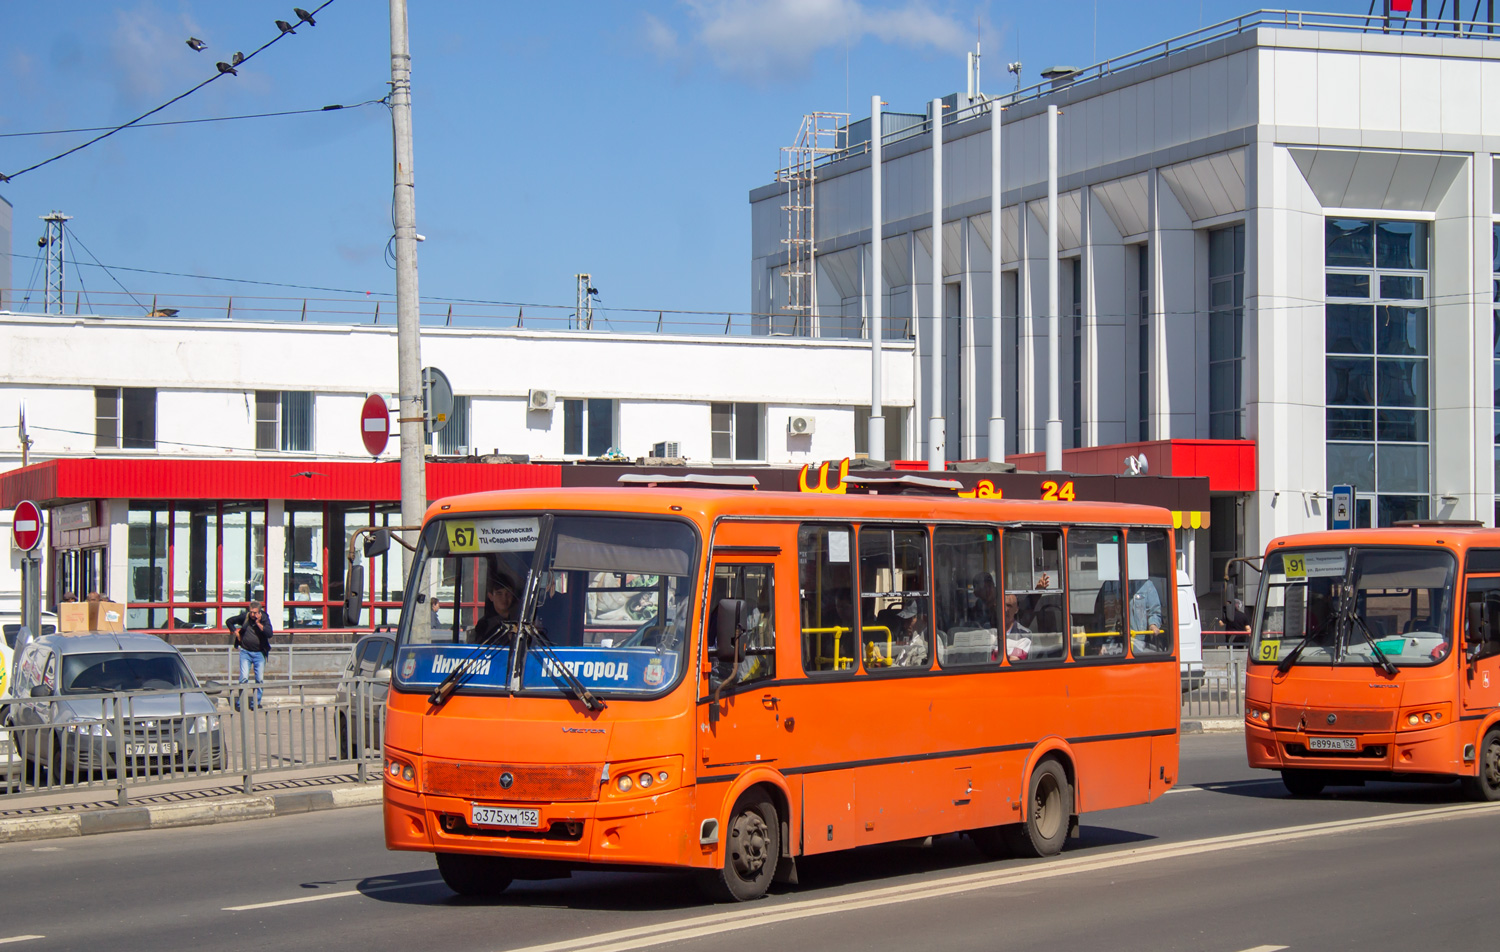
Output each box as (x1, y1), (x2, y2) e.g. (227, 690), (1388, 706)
(380, 485), (1182, 900)
(1245, 525), (1500, 800)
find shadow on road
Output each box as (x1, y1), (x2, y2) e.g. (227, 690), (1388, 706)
(356, 828), (1163, 911)
(1194, 775), (1468, 804)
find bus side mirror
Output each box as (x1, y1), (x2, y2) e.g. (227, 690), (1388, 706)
(715, 598), (748, 662)
(364, 529), (391, 559)
(1466, 601), (1486, 648)
(343, 565), (365, 628)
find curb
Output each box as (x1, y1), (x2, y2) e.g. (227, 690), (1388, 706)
(1182, 718), (1244, 734)
(0, 783), (383, 845)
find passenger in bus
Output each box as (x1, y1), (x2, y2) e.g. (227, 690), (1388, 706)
(469, 567), (521, 644)
(1003, 593), (1033, 661)
(894, 602), (935, 666)
(968, 573), (999, 628)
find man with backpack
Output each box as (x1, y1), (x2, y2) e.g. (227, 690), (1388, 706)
(225, 600), (273, 710)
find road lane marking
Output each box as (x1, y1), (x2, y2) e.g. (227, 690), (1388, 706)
(1235, 946), (1288, 952)
(495, 800), (1500, 952)
(0, 938), (44, 946)
(223, 876), (443, 911)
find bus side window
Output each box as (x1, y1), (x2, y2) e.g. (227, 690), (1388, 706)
(798, 525), (856, 673)
(1068, 528), (1127, 658)
(934, 527), (1000, 667)
(1002, 529), (1066, 663)
(1126, 528), (1173, 656)
(858, 526), (932, 670)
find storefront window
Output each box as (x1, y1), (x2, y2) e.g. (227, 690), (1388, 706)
(128, 502), (267, 632)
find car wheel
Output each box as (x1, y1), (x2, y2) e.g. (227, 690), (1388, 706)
(1461, 728), (1500, 802)
(1001, 758), (1072, 858)
(698, 790), (779, 902)
(1281, 769), (1327, 797)
(435, 853), (513, 898)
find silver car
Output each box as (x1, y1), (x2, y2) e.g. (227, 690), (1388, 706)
(9, 631), (223, 778)
(335, 632), (393, 758)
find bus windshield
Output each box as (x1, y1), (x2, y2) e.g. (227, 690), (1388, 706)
(395, 513), (698, 698)
(1251, 547), (1455, 668)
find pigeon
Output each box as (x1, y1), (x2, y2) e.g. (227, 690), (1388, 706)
(230, 51), (244, 66)
(294, 7), (316, 26)
(186, 36), (206, 51)
(216, 62), (237, 75)
(275, 19), (296, 34)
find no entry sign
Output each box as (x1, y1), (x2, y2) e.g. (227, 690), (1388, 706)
(360, 394), (391, 457)
(12, 500), (42, 551)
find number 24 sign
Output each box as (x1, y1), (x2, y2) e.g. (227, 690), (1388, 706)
(1040, 480), (1076, 502)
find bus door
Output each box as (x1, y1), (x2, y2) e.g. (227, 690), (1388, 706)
(1462, 575), (1500, 716)
(699, 530), (798, 829)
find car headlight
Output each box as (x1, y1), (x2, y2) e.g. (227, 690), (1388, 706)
(66, 719), (111, 737)
(188, 715), (221, 734)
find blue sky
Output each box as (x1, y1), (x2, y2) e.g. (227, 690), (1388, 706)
(0, 1), (1346, 328)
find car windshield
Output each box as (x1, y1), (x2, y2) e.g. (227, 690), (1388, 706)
(1252, 547), (1456, 668)
(62, 651), (197, 693)
(395, 513), (698, 698)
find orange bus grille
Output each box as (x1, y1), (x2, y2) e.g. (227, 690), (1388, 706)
(1272, 707), (1395, 732)
(423, 761), (602, 802)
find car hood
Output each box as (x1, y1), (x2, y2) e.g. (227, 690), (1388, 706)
(58, 691), (218, 719)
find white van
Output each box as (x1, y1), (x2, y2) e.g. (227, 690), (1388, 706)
(1177, 569), (1205, 692)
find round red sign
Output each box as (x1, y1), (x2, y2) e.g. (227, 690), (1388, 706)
(359, 393), (391, 457)
(12, 499), (42, 551)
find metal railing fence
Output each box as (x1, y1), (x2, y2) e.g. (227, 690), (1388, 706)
(0, 678), (385, 806)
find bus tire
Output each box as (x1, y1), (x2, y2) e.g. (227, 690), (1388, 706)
(1461, 728), (1500, 802)
(1002, 758), (1071, 858)
(435, 852), (513, 898)
(1281, 769), (1326, 797)
(699, 790), (779, 902)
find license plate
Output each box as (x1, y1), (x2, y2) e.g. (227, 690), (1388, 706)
(470, 804), (541, 829)
(1307, 736), (1357, 751)
(127, 742), (179, 756)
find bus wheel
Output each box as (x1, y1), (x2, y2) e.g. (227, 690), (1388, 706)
(1002, 758), (1071, 858)
(700, 791), (779, 902)
(435, 852), (513, 898)
(1461, 729), (1500, 802)
(1281, 769), (1326, 797)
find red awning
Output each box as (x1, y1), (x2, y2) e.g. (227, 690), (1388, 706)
(0, 458), (562, 509)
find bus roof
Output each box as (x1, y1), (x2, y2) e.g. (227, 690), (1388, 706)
(423, 486), (1175, 528)
(1267, 525), (1500, 554)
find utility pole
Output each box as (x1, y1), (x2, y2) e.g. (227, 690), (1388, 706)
(40, 211), (71, 316)
(389, 0), (424, 567)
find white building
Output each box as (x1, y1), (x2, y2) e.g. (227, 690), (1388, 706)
(0, 309), (914, 625)
(749, 9), (1500, 595)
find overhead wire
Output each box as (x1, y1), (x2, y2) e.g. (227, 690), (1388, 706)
(0, 0), (338, 183)
(67, 228), (148, 313)
(0, 97), (387, 139)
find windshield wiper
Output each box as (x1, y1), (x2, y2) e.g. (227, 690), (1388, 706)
(428, 621), (518, 707)
(522, 625), (606, 712)
(1276, 635), (1309, 674)
(1347, 611), (1399, 676)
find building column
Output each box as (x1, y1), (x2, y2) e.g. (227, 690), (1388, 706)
(105, 499), (129, 605)
(266, 499), (286, 623)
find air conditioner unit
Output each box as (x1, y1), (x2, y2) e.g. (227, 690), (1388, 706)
(527, 389), (556, 411)
(651, 441), (681, 459)
(787, 414), (816, 436)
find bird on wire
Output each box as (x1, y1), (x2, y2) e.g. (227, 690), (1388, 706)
(230, 51), (245, 66)
(294, 7), (317, 26)
(275, 19), (296, 34)
(216, 61), (237, 76)
(186, 36), (207, 51)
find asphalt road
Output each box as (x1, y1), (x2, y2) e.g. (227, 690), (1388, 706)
(1, 733), (1495, 952)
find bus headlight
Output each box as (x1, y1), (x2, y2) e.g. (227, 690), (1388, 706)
(602, 756), (682, 799)
(1398, 705), (1448, 730)
(384, 755), (416, 787)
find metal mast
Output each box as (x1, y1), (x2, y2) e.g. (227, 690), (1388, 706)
(40, 211), (71, 315)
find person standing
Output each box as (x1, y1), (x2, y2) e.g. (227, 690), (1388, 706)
(226, 600), (273, 710)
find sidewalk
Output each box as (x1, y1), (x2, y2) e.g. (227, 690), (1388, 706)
(1181, 718), (1243, 734)
(0, 766), (382, 844)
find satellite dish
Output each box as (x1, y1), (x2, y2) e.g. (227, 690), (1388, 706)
(1122, 453), (1150, 476)
(422, 366), (453, 435)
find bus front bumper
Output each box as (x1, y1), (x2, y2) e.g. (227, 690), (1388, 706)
(1246, 720), (1457, 775)
(384, 780), (706, 868)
